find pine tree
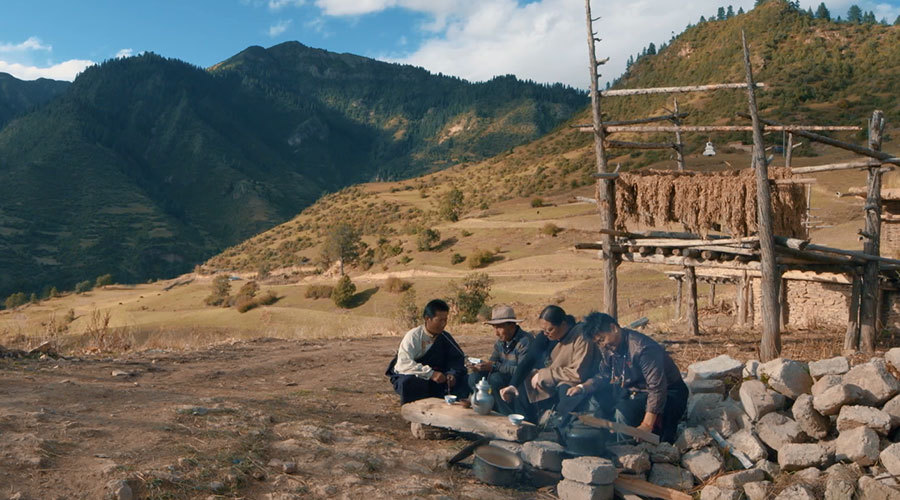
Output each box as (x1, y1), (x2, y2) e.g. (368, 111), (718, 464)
(815, 2), (830, 20)
(862, 11), (876, 24)
(331, 275), (356, 308)
(726, 5), (735, 17)
(647, 42), (657, 55)
(894, 15), (900, 25)
(738, 6), (744, 14)
(717, 6), (726, 20)
(699, 15), (706, 23)
(847, 5), (862, 23)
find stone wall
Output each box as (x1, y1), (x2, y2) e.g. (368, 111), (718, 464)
(751, 277), (851, 330)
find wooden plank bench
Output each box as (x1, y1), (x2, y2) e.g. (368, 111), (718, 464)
(400, 398), (538, 443)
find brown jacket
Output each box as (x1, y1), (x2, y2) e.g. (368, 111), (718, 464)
(526, 323), (595, 402)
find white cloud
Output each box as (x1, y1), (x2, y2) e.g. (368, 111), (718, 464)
(268, 0), (305, 10)
(115, 48), (134, 59)
(269, 19), (293, 37)
(0, 59), (94, 81)
(317, 0), (900, 89)
(0, 36), (52, 53)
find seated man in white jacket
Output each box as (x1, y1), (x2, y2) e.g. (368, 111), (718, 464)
(386, 299), (470, 404)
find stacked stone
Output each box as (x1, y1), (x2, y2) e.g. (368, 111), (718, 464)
(558, 456), (617, 500)
(665, 350), (900, 499)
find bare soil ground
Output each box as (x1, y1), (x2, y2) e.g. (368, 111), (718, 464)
(0, 333), (552, 500)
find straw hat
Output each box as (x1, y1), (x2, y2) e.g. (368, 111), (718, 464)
(484, 305), (524, 325)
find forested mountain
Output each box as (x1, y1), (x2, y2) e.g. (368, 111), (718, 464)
(0, 73), (68, 129)
(0, 48), (585, 298)
(210, 42), (587, 178)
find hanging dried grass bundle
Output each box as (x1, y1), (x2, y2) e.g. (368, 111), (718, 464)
(612, 168), (807, 238)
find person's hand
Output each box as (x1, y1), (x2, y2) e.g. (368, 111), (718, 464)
(477, 361), (493, 372)
(431, 371), (447, 384)
(637, 412), (658, 433)
(446, 373), (457, 388)
(636, 422), (654, 432)
(499, 385), (518, 402)
(566, 384), (584, 397)
(530, 373), (543, 391)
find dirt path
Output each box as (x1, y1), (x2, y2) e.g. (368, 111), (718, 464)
(0, 334), (538, 500)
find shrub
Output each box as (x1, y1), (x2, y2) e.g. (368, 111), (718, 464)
(384, 276), (412, 293)
(541, 223), (563, 237)
(450, 253), (466, 265)
(4, 292), (28, 309)
(416, 228), (441, 251)
(305, 284), (334, 299)
(95, 274), (113, 287)
(531, 197), (544, 208)
(449, 273), (493, 323)
(332, 275), (357, 308)
(64, 309), (76, 323)
(468, 249), (495, 269)
(399, 255), (413, 265)
(75, 280), (93, 294)
(49, 287), (59, 298)
(438, 187), (464, 222)
(237, 281), (259, 299)
(255, 291), (278, 306)
(395, 288), (419, 329)
(460, 230), (473, 237)
(204, 275), (232, 306)
(235, 295), (257, 313)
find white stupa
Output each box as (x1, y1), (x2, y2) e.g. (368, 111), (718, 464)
(702, 141), (717, 156)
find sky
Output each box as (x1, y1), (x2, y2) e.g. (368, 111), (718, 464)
(1, 0), (898, 89)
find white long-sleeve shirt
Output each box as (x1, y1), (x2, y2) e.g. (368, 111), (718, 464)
(394, 325), (437, 379)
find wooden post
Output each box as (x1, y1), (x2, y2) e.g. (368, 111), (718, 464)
(709, 283), (717, 307)
(737, 272), (747, 326)
(673, 98), (686, 171)
(675, 277), (683, 319)
(778, 272), (787, 330)
(585, 0), (617, 318)
(685, 266), (699, 335)
(844, 272), (861, 353)
(860, 110), (886, 354)
(743, 31), (781, 361)
(785, 133), (793, 168)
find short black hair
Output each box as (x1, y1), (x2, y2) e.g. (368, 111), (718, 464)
(581, 311), (619, 340)
(423, 299), (450, 318)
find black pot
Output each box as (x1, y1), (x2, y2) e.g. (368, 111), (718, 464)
(472, 445), (523, 486)
(564, 422), (612, 456)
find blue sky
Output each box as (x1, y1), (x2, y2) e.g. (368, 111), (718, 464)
(1, 0), (898, 88)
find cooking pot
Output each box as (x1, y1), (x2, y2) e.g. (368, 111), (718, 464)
(564, 421), (613, 456)
(472, 445), (523, 486)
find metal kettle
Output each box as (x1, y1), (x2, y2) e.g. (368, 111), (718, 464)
(470, 378), (494, 415)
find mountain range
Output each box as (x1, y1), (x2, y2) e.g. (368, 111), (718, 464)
(0, 45), (586, 298)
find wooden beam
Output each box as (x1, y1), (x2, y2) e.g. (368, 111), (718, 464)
(578, 415), (660, 445)
(772, 178), (816, 185)
(614, 475), (692, 500)
(785, 133), (794, 168)
(606, 140), (678, 150)
(685, 265), (699, 336)
(743, 31), (780, 361)
(571, 112), (689, 128)
(804, 243), (900, 265)
(861, 110), (886, 355)
(844, 272), (862, 354)
(673, 98), (686, 171)
(737, 113), (900, 166)
(601, 82), (765, 97)
(599, 125), (861, 133)
(790, 159), (882, 174)
(737, 270), (748, 326)
(625, 236), (759, 247)
(675, 278), (683, 319)
(400, 398), (538, 442)
(592, 172), (620, 179)
(584, 0), (617, 319)
(710, 282), (717, 307)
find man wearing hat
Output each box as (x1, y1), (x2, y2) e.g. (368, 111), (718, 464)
(468, 305), (533, 414)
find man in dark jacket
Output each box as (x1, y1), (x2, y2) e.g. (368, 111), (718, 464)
(567, 312), (688, 443)
(386, 299), (470, 404)
(468, 305), (532, 414)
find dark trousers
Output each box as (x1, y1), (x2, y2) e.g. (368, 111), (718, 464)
(593, 380), (689, 444)
(469, 371), (514, 415)
(391, 373), (470, 405)
(513, 383), (590, 425)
